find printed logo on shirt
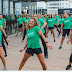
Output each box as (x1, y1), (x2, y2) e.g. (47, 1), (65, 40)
(27, 32), (34, 36)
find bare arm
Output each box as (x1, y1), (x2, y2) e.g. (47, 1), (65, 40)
(38, 30), (52, 49)
(61, 23), (63, 34)
(41, 22), (47, 30)
(0, 26), (6, 37)
(4, 21), (6, 28)
(20, 38), (28, 52)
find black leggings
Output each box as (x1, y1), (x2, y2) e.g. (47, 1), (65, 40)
(2, 36), (7, 55)
(69, 53), (72, 62)
(2, 33), (8, 45)
(22, 28), (26, 41)
(40, 33), (48, 57)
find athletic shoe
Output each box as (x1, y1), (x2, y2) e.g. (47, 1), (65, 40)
(4, 54), (7, 57)
(57, 35), (59, 38)
(22, 40), (24, 42)
(3, 68), (7, 71)
(45, 56), (48, 59)
(54, 40), (56, 42)
(67, 36), (70, 38)
(15, 35), (18, 37)
(58, 46), (62, 49)
(3, 41), (5, 43)
(66, 65), (71, 70)
(20, 33), (22, 35)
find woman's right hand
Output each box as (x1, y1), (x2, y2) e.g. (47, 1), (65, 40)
(46, 43), (52, 50)
(20, 48), (24, 52)
(61, 30), (63, 35)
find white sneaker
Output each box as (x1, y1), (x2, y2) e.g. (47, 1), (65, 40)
(3, 68), (7, 71)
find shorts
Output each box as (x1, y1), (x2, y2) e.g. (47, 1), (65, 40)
(54, 25), (58, 27)
(26, 48), (43, 56)
(18, 24), (22, 28)
(0, 42), (2, 47)
(48, 27), (54, 30)
(62, 29), (70, 37)
(58, 25), (61, 27)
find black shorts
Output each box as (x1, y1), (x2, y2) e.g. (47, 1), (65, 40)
(54, 25), (58, 27)
(18, 24), (22, 28)
(26, 48), (43, 56)
(48, 27), (54, 30)
(0, 42), (2, 47)
(62, 29), (70, 37)
(58, 25), (61, 27)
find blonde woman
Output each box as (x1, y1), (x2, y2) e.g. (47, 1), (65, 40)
(18, 18), (52, 70)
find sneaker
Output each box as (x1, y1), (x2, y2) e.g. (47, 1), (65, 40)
(57, 35), (59, 38)
(20, 33), (22, 35)
(15, 35), (18, 37)
(67, 36), (69, 38)
(54, 40), (56, 42)
(4, 54), (7, 57)
(45, 56), (48, 59)
(22, 40), (24, 42)
(3, 41), (5, 43)
(3, 67), (7, 71)
(58, 46), (62, 49)
(66, 65), (71, 70)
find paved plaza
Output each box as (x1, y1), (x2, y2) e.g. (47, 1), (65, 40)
(0, 31), (72, 70)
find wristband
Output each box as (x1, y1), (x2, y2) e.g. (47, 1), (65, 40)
(5, 36), (8, 39)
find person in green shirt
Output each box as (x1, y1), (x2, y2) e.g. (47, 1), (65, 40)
(66, 28), (72, 70)
(15, 15), (23, 37)
(59, 13), (72, 49)
(22, 14), (31, 42)
(38, 14), (48, 58)
(2, 15), (10, 49)
(18, 18), (52, 70)
(57, 15), (63, 37)
(46, 14), (56, 42)
(0, 14), (9, 70)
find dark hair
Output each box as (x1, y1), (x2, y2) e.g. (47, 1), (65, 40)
(49, 14), (52, 18)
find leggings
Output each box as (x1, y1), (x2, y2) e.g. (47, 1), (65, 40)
(2, 34), (7, 55)
(40, 33), (48, 57)
(69, 53), (72, 62)
(22, 28), (26, 41)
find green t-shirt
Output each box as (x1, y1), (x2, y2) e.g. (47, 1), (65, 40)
(24, 17), (31, 27)
(59, 18), (62, 25)
(17, 17), (23, 25)
(62, 17), (71, 29)
(53, 18), (57, 24)
(27, 26), (41, 49)
(2, 18), (5, 28)
(0, 23), (2, 42)
(44, 17), (47, 22)
(47, 18), (54, 27)
(42, 16), (44, 20)
(38, 18), (45, 34)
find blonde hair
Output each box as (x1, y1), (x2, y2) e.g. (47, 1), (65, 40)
(26, 18), (40, 30)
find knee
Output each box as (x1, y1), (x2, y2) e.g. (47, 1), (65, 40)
(62, 37), (65, 40)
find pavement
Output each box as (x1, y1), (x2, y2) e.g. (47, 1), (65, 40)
(0, 31), (72, 70)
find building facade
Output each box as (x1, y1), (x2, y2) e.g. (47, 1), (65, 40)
(47, 0), (70, 14)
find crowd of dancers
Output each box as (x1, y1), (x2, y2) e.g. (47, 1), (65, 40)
(0, 12), (72, 70)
